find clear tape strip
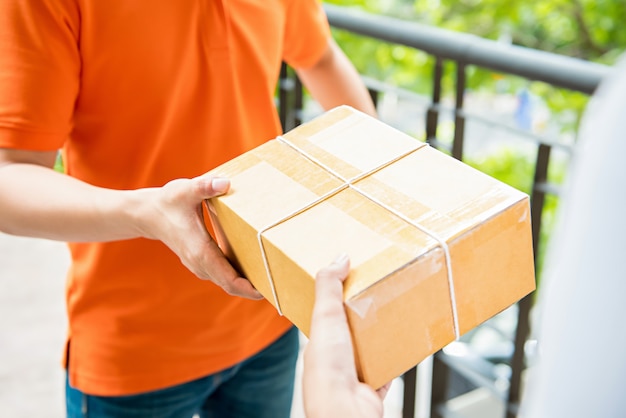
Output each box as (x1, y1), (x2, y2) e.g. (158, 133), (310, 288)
(256, 135), (459, 340)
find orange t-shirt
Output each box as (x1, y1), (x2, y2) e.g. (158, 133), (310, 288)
(0, 0), (330, 396)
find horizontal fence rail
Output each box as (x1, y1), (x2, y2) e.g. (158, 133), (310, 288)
(324, 4), (610, 95)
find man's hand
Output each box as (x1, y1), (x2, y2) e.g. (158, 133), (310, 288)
(140, 173), (262, 300)
(0, 149), (259, 299)
(304, 254), (390, 418)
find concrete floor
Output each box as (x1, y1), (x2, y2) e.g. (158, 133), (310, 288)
(0, 233), (405, 417)
(0, 234), (68, 417)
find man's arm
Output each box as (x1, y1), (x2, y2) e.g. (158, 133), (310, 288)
(0, 148), (261, 299)
(296, 39), (377, 117)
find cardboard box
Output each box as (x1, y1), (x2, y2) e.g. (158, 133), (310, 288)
(207, 106), (536, 389)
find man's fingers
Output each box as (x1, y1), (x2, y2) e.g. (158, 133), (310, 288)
(155, 175), (263, 299)
(227, 276), (264, 300)
(199, 238), (263, 300)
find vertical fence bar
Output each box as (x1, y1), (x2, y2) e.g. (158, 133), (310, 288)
(294, 75), (304, 127)
(402, 366), (418, 418)
(279, 63), (289, 130)
(452, 63), (466, 161)
(369, 88), (380, 110)
(426, 57), (444, 144)
(505, 143), (551, 418)
(430, 355), (449, 418)
(506, 295), (532, 418)
(530, 144), (551, 262)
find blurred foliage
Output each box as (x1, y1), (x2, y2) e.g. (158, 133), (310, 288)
(324, 0), (626, 62)
(324, 0), (626, 131)
(54, 152), (64, 173)
(467, 148), (534, 195)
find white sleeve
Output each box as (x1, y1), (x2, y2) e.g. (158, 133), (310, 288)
(520, 56), (626, 418)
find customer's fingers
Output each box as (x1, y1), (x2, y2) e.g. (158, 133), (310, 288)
(311, 253), (350, 325)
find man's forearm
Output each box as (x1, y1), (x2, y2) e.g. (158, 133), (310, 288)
(0, 161), (263, 298)
(0, 163), (148, 242)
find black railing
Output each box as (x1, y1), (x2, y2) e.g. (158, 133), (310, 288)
(279, 4), (611, 418)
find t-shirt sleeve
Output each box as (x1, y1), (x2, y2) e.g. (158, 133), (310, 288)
(282, 0), (331, 70)
(0, 0), (81, 151)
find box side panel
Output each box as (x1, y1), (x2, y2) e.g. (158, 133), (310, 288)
(346, 249), (456, 389)
(207, 199), (280, 310)
(258, 186), (441, 339)
(262, 239), (316, 335)
(451, 198), (536, 335)
(260, 228), (436, 338)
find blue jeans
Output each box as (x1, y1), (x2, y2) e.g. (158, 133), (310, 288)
(66, 327), (299, 418)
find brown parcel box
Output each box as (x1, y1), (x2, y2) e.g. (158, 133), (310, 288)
(207, 105), (536, 389)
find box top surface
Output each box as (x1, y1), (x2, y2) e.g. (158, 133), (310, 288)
(210, 106), (528, 299)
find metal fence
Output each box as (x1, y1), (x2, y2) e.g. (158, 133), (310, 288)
(279, 4), (611, 418)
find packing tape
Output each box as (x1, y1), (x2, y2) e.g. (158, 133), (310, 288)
(257, 135), (460, 340)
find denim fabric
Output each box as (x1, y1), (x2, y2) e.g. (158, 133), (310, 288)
(66, 327), (299, 418)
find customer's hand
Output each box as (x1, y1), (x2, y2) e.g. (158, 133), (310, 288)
(304, 254), (390, 418)
(139, 173), (262, 300)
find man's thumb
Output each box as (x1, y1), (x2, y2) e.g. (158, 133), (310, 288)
(194, 175), (231, 199)
(210, 177), (230, 194)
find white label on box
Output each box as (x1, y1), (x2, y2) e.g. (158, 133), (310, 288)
(307, 113), (421, 174)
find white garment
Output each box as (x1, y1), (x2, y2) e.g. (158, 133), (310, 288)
(520, 56), (626, 417)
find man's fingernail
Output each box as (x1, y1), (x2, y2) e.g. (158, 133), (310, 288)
(211, 177), (230, 191)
